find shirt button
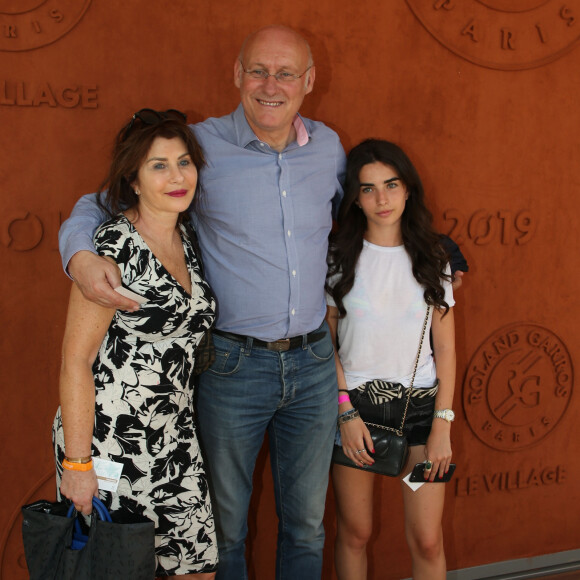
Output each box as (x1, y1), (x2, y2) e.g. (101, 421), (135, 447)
(282, 190), (287, 197)
(260, 143), (265, 147)
(292, 270), (296, 277)
(291, 309), (296, 316)
(287, 230), (291, 237)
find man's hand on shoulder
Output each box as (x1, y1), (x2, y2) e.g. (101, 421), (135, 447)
(68, 251), (139, 311)
(452, 270), (465, 291)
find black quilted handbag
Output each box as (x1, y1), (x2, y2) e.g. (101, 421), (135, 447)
(193, 329), (216, 375)
(186, 221), (216, 376)
(332, 424), (409, 477)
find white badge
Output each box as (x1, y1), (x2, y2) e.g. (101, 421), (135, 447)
(93, 458), (124, 492)
(402, 472), (425, 492)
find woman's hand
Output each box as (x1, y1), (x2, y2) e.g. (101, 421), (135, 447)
(60, 468), (99, 515)
(326, 306), (375, 468)
(423, 421), (452, 481)
(340, 418), (375, 468)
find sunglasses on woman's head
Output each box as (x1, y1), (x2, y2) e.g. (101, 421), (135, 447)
(122, 108), (187, 140)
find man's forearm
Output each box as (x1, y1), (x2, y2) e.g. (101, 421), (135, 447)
(59, 193), (108, 276)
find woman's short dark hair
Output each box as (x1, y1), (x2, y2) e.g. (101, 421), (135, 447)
(97, 109), (205, 221)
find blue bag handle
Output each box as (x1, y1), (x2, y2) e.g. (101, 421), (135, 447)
(66, 497), (112, 550)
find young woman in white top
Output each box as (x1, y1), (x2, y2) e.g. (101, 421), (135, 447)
(326, 139), (456, 580)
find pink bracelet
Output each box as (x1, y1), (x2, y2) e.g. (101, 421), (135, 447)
(338, 394), (350, 405)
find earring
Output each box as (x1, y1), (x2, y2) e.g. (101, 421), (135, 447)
(134, 189), (140, 196)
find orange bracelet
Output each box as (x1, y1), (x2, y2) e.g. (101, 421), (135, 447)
(64, 455), (92, 464)
(62, 459), (93, 472)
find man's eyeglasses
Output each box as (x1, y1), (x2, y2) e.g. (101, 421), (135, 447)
(239, 61), (312, 83)
(122, 108), (187, 140)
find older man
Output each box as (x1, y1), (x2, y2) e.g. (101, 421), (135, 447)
(60, 25), (345, 580)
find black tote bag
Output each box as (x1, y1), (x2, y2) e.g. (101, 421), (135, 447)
(22, 497), (155, 580)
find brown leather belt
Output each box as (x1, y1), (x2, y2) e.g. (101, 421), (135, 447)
(213, 329), (326, 352)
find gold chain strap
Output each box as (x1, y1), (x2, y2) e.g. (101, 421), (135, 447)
(364, 306), (431, 436)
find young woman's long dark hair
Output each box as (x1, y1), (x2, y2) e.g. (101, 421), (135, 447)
(327, 139), (450, 317)
(97, 109), (205, 222)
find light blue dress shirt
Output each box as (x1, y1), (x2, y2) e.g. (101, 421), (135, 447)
(59, 104), (345, 341)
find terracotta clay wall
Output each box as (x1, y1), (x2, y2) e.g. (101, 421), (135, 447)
(1, 2), (579, 578)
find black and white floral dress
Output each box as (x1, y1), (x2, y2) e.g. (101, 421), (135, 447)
(53, 214), (218, 576)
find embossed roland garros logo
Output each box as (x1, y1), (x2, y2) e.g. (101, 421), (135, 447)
(464, 323), (573, 451)
(0, 0), (91, 52)
(405, 0), (580, 69)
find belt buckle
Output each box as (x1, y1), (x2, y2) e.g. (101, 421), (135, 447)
(267, 339), (291, 352)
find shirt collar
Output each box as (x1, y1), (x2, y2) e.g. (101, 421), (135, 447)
(233, 103), (310, 149)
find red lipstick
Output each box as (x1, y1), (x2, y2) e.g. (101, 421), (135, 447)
(167, 189), (188, 197)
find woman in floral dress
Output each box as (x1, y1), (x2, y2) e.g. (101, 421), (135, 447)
(53, 109), (218, 578)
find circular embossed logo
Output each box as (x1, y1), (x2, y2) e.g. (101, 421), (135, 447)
(0, 0), (91, 52)
(463, 323), (573, 450)
(405, 0), (580, 70)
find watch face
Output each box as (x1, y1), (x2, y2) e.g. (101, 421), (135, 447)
(446, 410), (455, 421)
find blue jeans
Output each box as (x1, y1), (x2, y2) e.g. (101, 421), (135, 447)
(196, 322), (337, 580)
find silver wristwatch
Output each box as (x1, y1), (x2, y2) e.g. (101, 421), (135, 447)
(433, 409), (455, 422)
